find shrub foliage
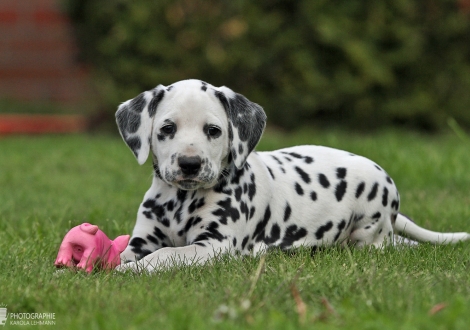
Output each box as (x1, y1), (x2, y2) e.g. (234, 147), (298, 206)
(66, 0), (470, 130)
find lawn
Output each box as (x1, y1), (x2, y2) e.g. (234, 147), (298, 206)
(0, 128), (469, 329)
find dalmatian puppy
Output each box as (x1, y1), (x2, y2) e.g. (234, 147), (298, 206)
(115, 79), (469, 272)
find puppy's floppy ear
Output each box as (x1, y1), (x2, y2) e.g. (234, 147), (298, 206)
(214, 86), (267, 169)
(115, 85), (165, 165)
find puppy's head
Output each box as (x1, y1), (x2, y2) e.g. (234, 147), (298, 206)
(116, 79), (266, 190)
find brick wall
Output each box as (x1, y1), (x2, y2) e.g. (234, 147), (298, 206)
(0, 0), (90, 105)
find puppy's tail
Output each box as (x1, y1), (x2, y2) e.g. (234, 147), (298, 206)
(393, 213), (470, 244)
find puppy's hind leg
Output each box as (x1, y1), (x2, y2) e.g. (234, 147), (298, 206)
(349, 213), (394, 248)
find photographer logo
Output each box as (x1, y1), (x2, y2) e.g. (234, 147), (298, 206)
(0, 304), (56, 326)
(0, 306), (7, 326)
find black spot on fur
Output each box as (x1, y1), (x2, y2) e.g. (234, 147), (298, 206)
(355, 182), (365, 198)
(310, 191), (317, 201)
(283, 152), (302, 159)
(129, 92), (147, 113)
(295, 182), (304, 195)
(146, 234), (159, 245)
(241, 236), (249, 249)
(391, 200), (400, 210)
(177, 189), (187, 202)
(213, 177), (232, 195)
(230, 164), (247, 185)
(338, 220), (347, 230)
(142, 199), (165, 220)
(284, 203), (292, 222)
(181, 216), (203, 235)
(148, 89), (165, 117)
(129, 237), (146, 249)
(280, 225), (308, 249)
(188, 198), (205, 214)
(234, 186), (243, 202)
(142, 210), (152, 220)
(315, 221), (333, 240)
(367, 183), (379, 201)
(372, 212), (381, 219)
(153, 227), (167, 240)
(193, 222), (225, 243)
(116, 107), (141, 134)
(166, 200), (175, 212)
(318, 174), (330, 188)
(267, 166), (275, 179)
(240, 201), (249, 220)
(212, 198), (240, 224)
(161, 218), (170, 227)
(336, 167), (347, 179)
(382, 187), (389, 206)
(282, 152), (314, 164)
(386, 176), (393, 184)
(264, 224), (281, 244)
(282, 151), (313, 164)
(153, 164), (163, 180)
(334, 220), (347, 242)
(249, 206), (256, 219)
(231, 147), (237, 160)
(252, 206), (271, 242)
(354, 214), (365, 222)
(295, 166), (311, 183)
(125, 137), (141, 157)
(247, 173), (256, 201)
(207, 222), (225, 241)
(271, 155), (283, 165)
(335, 180), (347, 202)
(174, 204), (184, 224)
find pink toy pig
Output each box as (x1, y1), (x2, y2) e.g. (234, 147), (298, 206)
(54, 223), (130, 273)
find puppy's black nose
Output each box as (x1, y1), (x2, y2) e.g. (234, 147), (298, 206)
(178, 156), (202, 176)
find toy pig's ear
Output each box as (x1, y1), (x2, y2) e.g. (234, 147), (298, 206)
(116, 85), (166, 165)
(113, 235), (130, 253)
(80, 223), (99, 235)
(213, 86), (266, 169)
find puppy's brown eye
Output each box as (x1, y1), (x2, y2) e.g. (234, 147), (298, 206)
(206, 126), (221, 138)
(161, 124), (176, 134)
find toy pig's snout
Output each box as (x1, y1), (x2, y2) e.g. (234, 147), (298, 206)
(71, 244), (85, 263)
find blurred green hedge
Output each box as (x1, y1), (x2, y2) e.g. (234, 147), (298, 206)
(65, 0), (470, 130)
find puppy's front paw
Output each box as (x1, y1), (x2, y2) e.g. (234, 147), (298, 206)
(115, 261), (139, 272)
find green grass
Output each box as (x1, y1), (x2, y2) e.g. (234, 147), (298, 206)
(1, 128), (470, 329)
